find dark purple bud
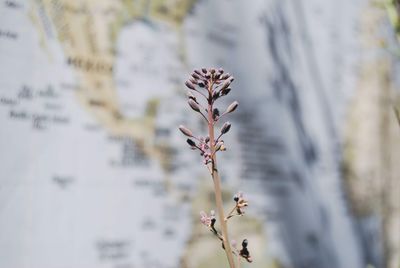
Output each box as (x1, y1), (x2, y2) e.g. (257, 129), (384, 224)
(210, 68), (216, 74)
(179, 125), (193, 137)
(220, 87), (231, 96)
(225, 101), (239, 114)
(239, 238), (251, 262)
(198, 81), (205, 87)
(194, 69), (202, 76)
(205, 73), (211, 79)
(221, 122), (231, 134)
(185, 80), (196, 90)
(192, 73), (200, 80)
(212, 90), (220, 101)
(202, 68), (207, 74)
(220, 73), (230, 80)
(188, 99), (201, 112)
(211, 217), (216, 227)
(186, 138), (196, 147)
(242, 239), (248, 248)
(205, 136), (210, 143)
(218, 68), (224, 74)
(213, 108), (220, 120)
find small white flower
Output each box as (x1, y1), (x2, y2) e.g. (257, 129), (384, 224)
(199, 211), (212, 226)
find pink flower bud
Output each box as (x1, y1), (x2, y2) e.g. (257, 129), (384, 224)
(221, 79), (232, 90)
(220, 73), (230, 80)
(187, 91), (198, 103)
(231, 240), (237, 248)
(188, 99), (201, 112)
(192, 73), (200, 80)
(185, 80), (196, 90)
(189, 77), (198, 84)
(194, 69), (202, 76)
(225, 101), (239, 114)
(178, 125), (193, 137)
(200, 211), (212, 226)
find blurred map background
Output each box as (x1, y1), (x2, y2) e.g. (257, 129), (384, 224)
(0, 0), (399, 267)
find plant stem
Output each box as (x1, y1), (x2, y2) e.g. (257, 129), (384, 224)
(393, 106), (400, 127)
(207, 85), (236, 268)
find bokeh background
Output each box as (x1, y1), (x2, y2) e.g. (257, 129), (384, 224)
(0, 0), (399, 267)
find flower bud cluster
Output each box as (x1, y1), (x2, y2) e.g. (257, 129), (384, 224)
(179, 128), (213, 165)
(185, 68), (234, 97)
(179, 68), (239, 167)
(198, 136), (212, 165)
(184, 68), (237, 116)
(200, 210), (216, 227)
(230, 237), (253, 263)
(233, 191), (248, 215)
(239, 239), (253, 263)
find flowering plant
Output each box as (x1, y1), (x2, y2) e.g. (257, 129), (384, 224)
(179, 68), (252, 267)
